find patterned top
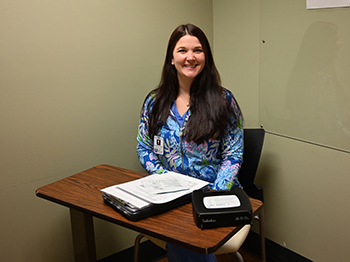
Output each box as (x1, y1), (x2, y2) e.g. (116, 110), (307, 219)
(136, 89), (243, 190)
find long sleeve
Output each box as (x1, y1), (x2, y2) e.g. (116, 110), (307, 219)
(136, 95), (168, 174)
(212, 91), (243, 190)
(211, 124), (243, 190)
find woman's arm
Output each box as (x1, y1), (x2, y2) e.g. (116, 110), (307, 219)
(212, 125), (243, 190)
(136, 95), (168, 174)
(212, 90), (244, 190)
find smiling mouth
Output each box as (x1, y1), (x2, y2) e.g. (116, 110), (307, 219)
(184, 64), (197, 68)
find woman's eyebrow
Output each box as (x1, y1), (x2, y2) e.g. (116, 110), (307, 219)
(176, 45), (202, 50)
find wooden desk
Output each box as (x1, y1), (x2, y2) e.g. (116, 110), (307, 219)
(36, 165), (264, 262)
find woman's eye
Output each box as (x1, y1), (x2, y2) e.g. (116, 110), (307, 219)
(195, 49), (203, 53)
(178, 49), (186, 53)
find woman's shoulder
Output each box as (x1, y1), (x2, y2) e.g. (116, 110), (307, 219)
(222, 88), (237, 103)
(222, 87), (233, 96)
(143, 91), (157, 108)
(222, 88), (242, 124)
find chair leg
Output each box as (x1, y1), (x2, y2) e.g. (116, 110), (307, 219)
(233, 251), (244, 262)
(134, 234), (145, 262)
(255, 207), (266, 262)
(258, 208), (266, 262)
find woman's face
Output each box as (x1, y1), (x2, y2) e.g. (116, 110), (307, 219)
(172, 35), (205, 83)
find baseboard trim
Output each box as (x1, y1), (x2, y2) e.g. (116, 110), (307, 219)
(242, 231), (314, 262)
(99, 231), (314, 262)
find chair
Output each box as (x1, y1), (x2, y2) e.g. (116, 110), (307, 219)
(134, 128), (265, 262)
(236, 128), (266, 261)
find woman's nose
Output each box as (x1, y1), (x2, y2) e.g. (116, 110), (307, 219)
(186, 54), (196, 61)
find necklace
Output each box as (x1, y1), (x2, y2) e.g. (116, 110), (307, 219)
(179, 94), (190, 107)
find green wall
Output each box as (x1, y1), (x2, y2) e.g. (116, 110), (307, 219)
(0, 1), (212, 261)
(213, 1), (350, 261)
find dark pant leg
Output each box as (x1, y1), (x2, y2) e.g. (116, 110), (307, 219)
(166, 243), (217, 262)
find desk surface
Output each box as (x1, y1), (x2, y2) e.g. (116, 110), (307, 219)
(36, 164), (263, 254)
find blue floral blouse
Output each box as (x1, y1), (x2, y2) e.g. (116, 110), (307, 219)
(136, 89), (243, 190)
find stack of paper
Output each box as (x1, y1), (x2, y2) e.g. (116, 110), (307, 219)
(101, 172), (209, 209)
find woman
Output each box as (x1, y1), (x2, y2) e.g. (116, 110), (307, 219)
(136, 24), (243, 262)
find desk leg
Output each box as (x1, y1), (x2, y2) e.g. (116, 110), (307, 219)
(70, 209), (97, 262)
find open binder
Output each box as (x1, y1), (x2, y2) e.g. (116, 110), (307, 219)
(101, 172), (209, 221)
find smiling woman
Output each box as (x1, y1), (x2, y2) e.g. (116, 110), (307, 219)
(136, 24), (244, 262)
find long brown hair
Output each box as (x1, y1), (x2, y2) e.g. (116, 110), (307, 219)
(147, 24), (241, 143)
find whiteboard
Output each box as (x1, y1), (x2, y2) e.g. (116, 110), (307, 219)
(307, 0), (350, 10)
(259, 0), (350, 151)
